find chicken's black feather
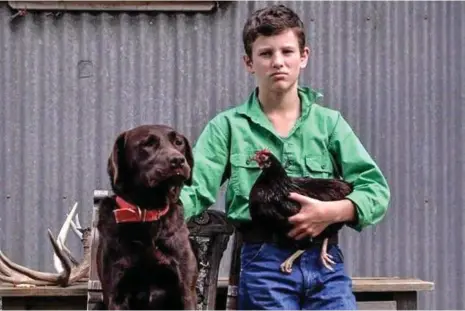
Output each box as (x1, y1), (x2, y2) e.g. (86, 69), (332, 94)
(248, 150), (353, 249)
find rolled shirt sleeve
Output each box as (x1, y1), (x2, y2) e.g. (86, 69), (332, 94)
(328, 113), (391, 231)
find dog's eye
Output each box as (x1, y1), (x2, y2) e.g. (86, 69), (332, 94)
(174, 138), (183, 146)
(142, 136), (157, 147)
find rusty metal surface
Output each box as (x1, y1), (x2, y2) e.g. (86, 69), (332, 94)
(0, 1), (463, 309)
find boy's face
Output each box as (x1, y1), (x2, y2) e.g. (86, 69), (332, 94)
(244, 29), (309, 93)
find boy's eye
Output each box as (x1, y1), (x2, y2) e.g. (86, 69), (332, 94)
(281, 47), (296, 54)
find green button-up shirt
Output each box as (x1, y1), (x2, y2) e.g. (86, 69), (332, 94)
(179, 86), (390, 231)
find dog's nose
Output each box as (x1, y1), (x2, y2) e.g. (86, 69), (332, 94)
(170, 156), (185, 169)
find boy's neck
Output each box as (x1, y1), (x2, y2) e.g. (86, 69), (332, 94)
(257, 85), (300, 115)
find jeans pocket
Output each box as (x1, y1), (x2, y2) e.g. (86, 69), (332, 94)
(240, 243), (267, 270)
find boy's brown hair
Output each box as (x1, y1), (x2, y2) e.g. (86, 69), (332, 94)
(242, 4), (306, 58)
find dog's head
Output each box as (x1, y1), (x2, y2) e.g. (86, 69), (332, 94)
(107, 125), (193, 205)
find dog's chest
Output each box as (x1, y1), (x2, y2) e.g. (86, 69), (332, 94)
(152, 245), (172, 265)
(135, 237), (177, 266)
(122, 245), (179, 281)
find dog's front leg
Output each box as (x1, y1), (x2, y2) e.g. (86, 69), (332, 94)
(180, 262), (198, 310)
(175, 246), (198, 310)
(108, 295), (130, 310)
(182, 283), (197, 310)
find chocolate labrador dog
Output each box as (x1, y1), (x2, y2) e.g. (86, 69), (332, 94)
(95, 124), (198, 310)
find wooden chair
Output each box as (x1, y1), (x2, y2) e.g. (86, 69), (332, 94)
(86, 190), (234, 310)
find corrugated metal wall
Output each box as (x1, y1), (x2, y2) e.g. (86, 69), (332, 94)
(0, 1), (463, 309)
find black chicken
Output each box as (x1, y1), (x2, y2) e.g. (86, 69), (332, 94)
(248, 148), (353, 273)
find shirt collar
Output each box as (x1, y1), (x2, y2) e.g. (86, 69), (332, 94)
(236, 86), (323, 134)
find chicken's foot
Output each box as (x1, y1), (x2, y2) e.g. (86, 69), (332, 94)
(320, 238), (336, 271)
(280, 250), (305, 274)
(280, 238), (337, 274)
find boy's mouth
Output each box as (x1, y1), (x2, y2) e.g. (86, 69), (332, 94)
(271, 72), (287, 77)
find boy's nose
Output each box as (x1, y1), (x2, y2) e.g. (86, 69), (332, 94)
(271, 53), (284, 68)
(272, 59), (284, 68)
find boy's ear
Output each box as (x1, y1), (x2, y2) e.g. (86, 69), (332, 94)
(300, 46), (310, 69)
(243, 55), (254, 73)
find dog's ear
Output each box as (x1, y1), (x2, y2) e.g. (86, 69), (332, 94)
(107, 131), (127, 190)
(183, 136), (194, 186)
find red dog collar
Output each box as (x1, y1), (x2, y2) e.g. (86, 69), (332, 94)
(113, 196), (170, 224)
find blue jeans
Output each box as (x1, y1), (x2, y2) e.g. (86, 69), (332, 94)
(238, 242), (357, 310)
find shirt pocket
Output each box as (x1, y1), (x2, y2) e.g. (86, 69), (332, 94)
(230, 153), (261, 198)
(304, 155), (334, 179)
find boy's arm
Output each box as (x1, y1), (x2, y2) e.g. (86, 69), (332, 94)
(328, 113), (391, 231)
(179, 116), (230, 221)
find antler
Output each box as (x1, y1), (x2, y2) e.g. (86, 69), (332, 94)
(0, 203), (91, 287)
(54, 202), (82, 272)
(0, 230), (70, 286)
(72, 213), (82, 237)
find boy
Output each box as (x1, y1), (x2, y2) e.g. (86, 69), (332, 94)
(179, 4), (390, 310)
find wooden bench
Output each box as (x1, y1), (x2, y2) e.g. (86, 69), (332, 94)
(349, 277), (434, 309)
(0, 189), (434, 310)
(0, 283), (87, 310)
(0, 277), (433, 310)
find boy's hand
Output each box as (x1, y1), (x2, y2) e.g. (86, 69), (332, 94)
(287, 193), (333, 240)
(287, 192), (356, 240)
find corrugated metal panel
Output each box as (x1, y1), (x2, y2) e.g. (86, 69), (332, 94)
(0, 1), (463, 309)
